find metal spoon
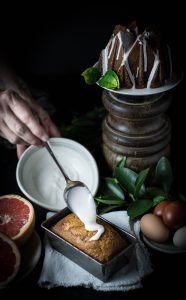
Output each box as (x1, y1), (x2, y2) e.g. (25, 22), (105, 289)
(44, 140), (87, 205)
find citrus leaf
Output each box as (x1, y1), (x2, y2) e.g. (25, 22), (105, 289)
(114, 167), (145, 196)
(100, 177), (125, 200)
(98, 70), (120, 89)
(81, 67), (101, 85)
(113, 157), (126, 177)
(127, 199), (153, 219)
(117, 156), (126, 169)
(152, 196), (166, 206)
(155, 157), (173, 193)
(146, 187), (167, 197)
(134, 168), (149, 199)
(99, 205), (123, 215)
(95, 196), (125, 205)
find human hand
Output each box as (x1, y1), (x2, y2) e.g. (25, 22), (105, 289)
(0, 89), (60, 158)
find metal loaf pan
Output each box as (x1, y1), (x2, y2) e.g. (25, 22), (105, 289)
(41, 208), (136, 282)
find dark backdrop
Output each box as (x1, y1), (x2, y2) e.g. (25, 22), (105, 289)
(1, 4), (185, 117)
(1, 3), (186, 298)
(1, 1), (186, 194)
(2, 5), (185, 77)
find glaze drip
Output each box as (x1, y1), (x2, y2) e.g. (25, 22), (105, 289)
(98, 22), (171, 89)
(66, 186), (104, 241)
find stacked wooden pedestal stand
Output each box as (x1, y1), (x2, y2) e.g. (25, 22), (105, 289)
(102, 80), (181, 172)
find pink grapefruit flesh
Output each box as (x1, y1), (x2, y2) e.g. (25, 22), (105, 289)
(0, 232), (21, 286)
(0, 194), (35, 246)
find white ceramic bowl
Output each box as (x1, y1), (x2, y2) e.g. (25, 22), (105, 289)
(16, 138), (99, 211)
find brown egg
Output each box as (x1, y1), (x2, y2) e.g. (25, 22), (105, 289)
(153, 200), (172, 217)
(140, 213), (169, 243)
(162, 201), (186, 229)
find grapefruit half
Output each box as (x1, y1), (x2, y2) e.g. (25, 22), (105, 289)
(0, 194), (35, 246)
(0, 232), (21, 286)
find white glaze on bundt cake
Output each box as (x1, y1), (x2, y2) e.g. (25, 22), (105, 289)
(98, 21), (172, 89)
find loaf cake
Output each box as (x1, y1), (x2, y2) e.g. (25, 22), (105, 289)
(98, 21), (172, 89)
(51, 213), (128, 263)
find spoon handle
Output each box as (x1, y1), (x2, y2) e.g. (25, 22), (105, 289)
(45, 141), (70, 182)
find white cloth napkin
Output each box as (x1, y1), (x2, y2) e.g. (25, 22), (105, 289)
(38, 211), (153, 291)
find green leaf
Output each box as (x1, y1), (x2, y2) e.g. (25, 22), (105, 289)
(146, 187), (167, 198)
(134, 168), (149, 199)
(117, 157), (127, 169)
(100, 177), (125, 200)
(155, 157), (173, 194)
(98, 70), (120, 90)
(113, 157), (126, 177)
(81, 67), (101, 85)
(127, 199), (153, 219)
(95, 195), (125, 205)
(152, 196), (166, 206)
(114, 167), (145, 197)
(99, 205), (124, 215)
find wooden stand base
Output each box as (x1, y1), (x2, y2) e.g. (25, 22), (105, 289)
(102, 90), (172, 172)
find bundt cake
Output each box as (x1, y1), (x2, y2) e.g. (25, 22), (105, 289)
(98, 21), (172, 89)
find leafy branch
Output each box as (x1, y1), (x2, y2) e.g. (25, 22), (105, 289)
(57, 106), (183, 219)
(59, 106), (106, 153)
(95, 156), (174, 218)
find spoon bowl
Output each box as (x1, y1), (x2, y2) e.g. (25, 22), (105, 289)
(63, 180), (87, 205)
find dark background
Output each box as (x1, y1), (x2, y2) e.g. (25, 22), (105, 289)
(1, 2), (186, 298)
(1, 3), (185, 152)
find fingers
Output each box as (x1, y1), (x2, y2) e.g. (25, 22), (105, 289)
(31, 101), (61, 137)
(0, 121), (25, 145)
(9, 89), (61, 139)
(0, 90), (60, 158)
(48, 123), (61, 137)
(3, 107), (43, 146)
(7, 92), (49, 142)
(16, 144), (28, 159)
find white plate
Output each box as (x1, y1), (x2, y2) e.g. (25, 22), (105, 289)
(96, 66), (183, 96)
(142, 234), (186, 254)
(16, 138), (99, 211)
(0, 231), (41, 288)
